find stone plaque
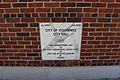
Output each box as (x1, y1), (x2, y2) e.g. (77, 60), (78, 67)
(39, 23), (82, 60)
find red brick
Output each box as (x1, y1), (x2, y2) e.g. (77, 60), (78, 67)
(68, 8), (82, 12)
(96, 28), (109, 31)
(0, 9), (4, 13)
(98, 18), (111, 22)
(28, 3), (43, 7)
(51, 0), (66, 1)
(114, 9), (120, 13)
(10, 37), (23, 40)
(99, 9), (113, 13)
(83, 8), (98, 12)
(19, 49), (31, 52)
(61, 3), (75, 7)
(8, 28), (21, 32)
(77, 3), (91, 7)
(21, 18), (35, 22)
(108, 3), (120, 8)
(0, 24), (13, 27)
(3, 0), (17, 2)
(39, 13), (46, 17)
(82, 37), (94, 40)
(5, 9), (19, 13)
(36, 8), (50, 12)
(82, 45), (93, 48)
(36, 18), (50, 22)
(92, 3), (106, 7)
(0, 45), (11, 48)
(103, 33), (115, 36)
(96, 37), (108, 40)
(0, 4), (11, 8)
(0, 19), (5, 23)
(100, 0), (115, 2)
(7, 49), (19, 52)
(22, 28), (36, 32)
(101, 41), (113, 44)
(112, 19), (120, 22)
(116, 0), (120, 2)
(85, 49), (98, 53)
(26, 45), (38, 49)
(0, 57), (8, 60)
(84, 0), (98, 2)
(52, 8), (66, 12)
(20, 8), (34, 13)
(31, 32), (40, 36)
(0, 37), (9, 40)
(4, 41), (17, 44)
(83, 13), (90, 17)
(32, 41), (40, 45)
(89, 33), (102, 36)
(83, 28), (95, 32)
(107, 45), (119, 48)
(86, 56), (98, 59)
(104, 60), (115, 63)
(68, 0), (83, 1)
(109, 37), (120, 40)
(3, 33), (16, 36)
(12, 45), (24, 48)
(94, 45), (106, 48)
(0, 28), (7, 32)
(111, 56), (120, 59)
(24, 37), (37, 41)
(12, 3), (27, 7)
(45, 3), (59, 7)
(19, 0), (33, 2)
(88, 41), (100, 44)
(114, 41), (120, 44)
(18, 41), (30, 45)
(83, 18), (96, 22)
(110, 28), (120, 31)
(104, 23), (117, 27)
(99, 49), (111, 52)
(2, 53), (13, 56)
(6, 18), (20, 23)
(4, 61), (16, 64)
(52, 18), (66, 22)
(35, 0), (50, 1)
(67, 18), (81, 22)
(90, 23), (103, 27)
(81, 53), (92, 56)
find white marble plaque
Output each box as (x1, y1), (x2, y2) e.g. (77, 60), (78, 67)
(39, 23), (82, 60)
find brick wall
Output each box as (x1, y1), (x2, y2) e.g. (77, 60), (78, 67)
(0, 0), (120, 66)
